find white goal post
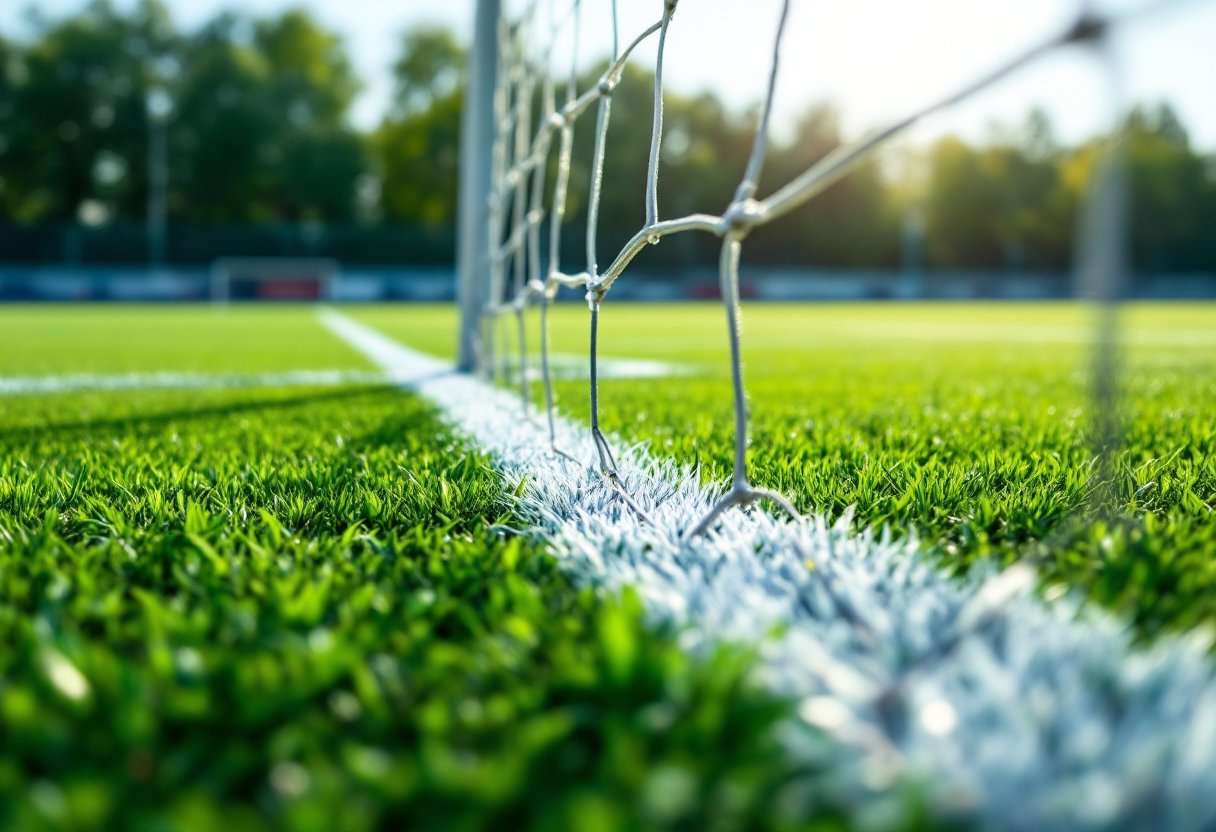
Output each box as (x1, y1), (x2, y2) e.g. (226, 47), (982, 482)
(455, 0), (500, 370)
(209, 257), (342, 303)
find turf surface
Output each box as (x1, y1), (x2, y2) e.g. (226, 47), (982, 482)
(0, 309), (834, 832)
(0, 306), (369, 375)
(354, 302), (1216, 637)
(4, 302), (1214, 829)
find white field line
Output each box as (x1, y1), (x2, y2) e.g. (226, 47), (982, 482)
(511, 352), (691, 381)
(0, 356), (676, 397)
(320, 309), (1216, 832)
(0, 369), (389, 395)
(615, 325), (1216, 353)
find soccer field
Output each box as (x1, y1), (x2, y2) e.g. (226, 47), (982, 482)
(356, 301), (1216, 636)
(2, 302), (1214, 830)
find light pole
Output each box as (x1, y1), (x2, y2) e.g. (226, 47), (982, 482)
(146, 88), (172, 270)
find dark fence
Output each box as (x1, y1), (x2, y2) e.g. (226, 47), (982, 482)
(0, 223), (457, 266)
(2, 222), (1213, 301)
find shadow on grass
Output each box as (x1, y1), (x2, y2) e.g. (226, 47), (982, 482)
(0, 385), (403, 442)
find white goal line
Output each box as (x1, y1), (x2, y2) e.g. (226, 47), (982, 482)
(0, 355), (680, 398)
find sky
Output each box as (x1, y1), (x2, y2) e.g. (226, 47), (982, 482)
(3, 0), (1214, 149)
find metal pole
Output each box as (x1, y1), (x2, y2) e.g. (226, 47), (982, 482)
(1076, 35), (1128, 518)
(456, 0), (501, 372)
(147, 89), (171, 269)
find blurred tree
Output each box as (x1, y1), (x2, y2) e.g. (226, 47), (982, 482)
(752, 103), (898, 268)
(0, 34), (21, 218)
(922, 136), (1007, 268)
(257, 9), (365, 221)
(1002, 110), (1075, 270)
(922, 112), (1074, 270)
(0, 3), (366, 225)
(170, 15), (278, 222)
(374, 27), (465, 225)
(173, 9), (366, 222)
(1123, 103), (1216, 272)
(390, 26), (463, 117)
(0, 0), (176, 224)
(375, 94), (462, 225)
(921, 105), (1216, 274)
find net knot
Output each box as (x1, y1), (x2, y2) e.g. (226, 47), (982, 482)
(719, 198), (765, 236)
(597, 79), (615, 97)
(547, 112), (565, 130)
(585, 280), (608, 306)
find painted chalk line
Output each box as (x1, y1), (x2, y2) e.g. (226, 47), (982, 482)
(0, 369), (390, 396)
(0, 355), (678, 397)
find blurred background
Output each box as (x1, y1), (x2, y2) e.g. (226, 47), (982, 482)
(0, 0), (1213, 302)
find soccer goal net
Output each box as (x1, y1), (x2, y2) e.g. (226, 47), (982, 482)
(459, 0), (1141, 532)
(210, 257), (342, 303)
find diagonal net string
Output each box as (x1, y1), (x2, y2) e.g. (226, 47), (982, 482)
(536, 0), (581, 461)
(584, 1), (618, 481)
(481, 0), (1179, 536)
(686, 0), (801, 536)
(510, 18), (535, 420)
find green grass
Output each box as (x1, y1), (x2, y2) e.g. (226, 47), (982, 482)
(0, 306), (369, 375)
(5, 301), (1214, 829)
(0, 309), (839, 832)
(354, 302), (1216, 637)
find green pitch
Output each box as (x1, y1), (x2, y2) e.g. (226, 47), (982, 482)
(2, 301), (1213, 830)
(0, 306), (814, 832)
(355, 301), (1216, 638)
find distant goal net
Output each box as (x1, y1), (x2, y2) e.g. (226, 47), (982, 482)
(210, 258), (341, 303)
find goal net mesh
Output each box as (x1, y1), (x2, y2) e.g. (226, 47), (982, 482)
(478, 0), (1132, 531)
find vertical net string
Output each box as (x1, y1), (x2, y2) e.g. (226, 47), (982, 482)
(585, 0), (618, 477)
(511, 45), (535, 418)
(644, 1), (675, 229)
(581, 0), (676, 511)
(538, 0), (581, 459)
(485, 17), (514, 382)
(689, 0), (802, 537)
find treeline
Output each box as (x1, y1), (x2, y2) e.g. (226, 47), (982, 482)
(582, 72), (1216, 272)
(0, 0), (472, 231)
(1, 0), (1213, 271)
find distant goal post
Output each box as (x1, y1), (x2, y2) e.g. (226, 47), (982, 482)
(209, 257), (342, 303)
